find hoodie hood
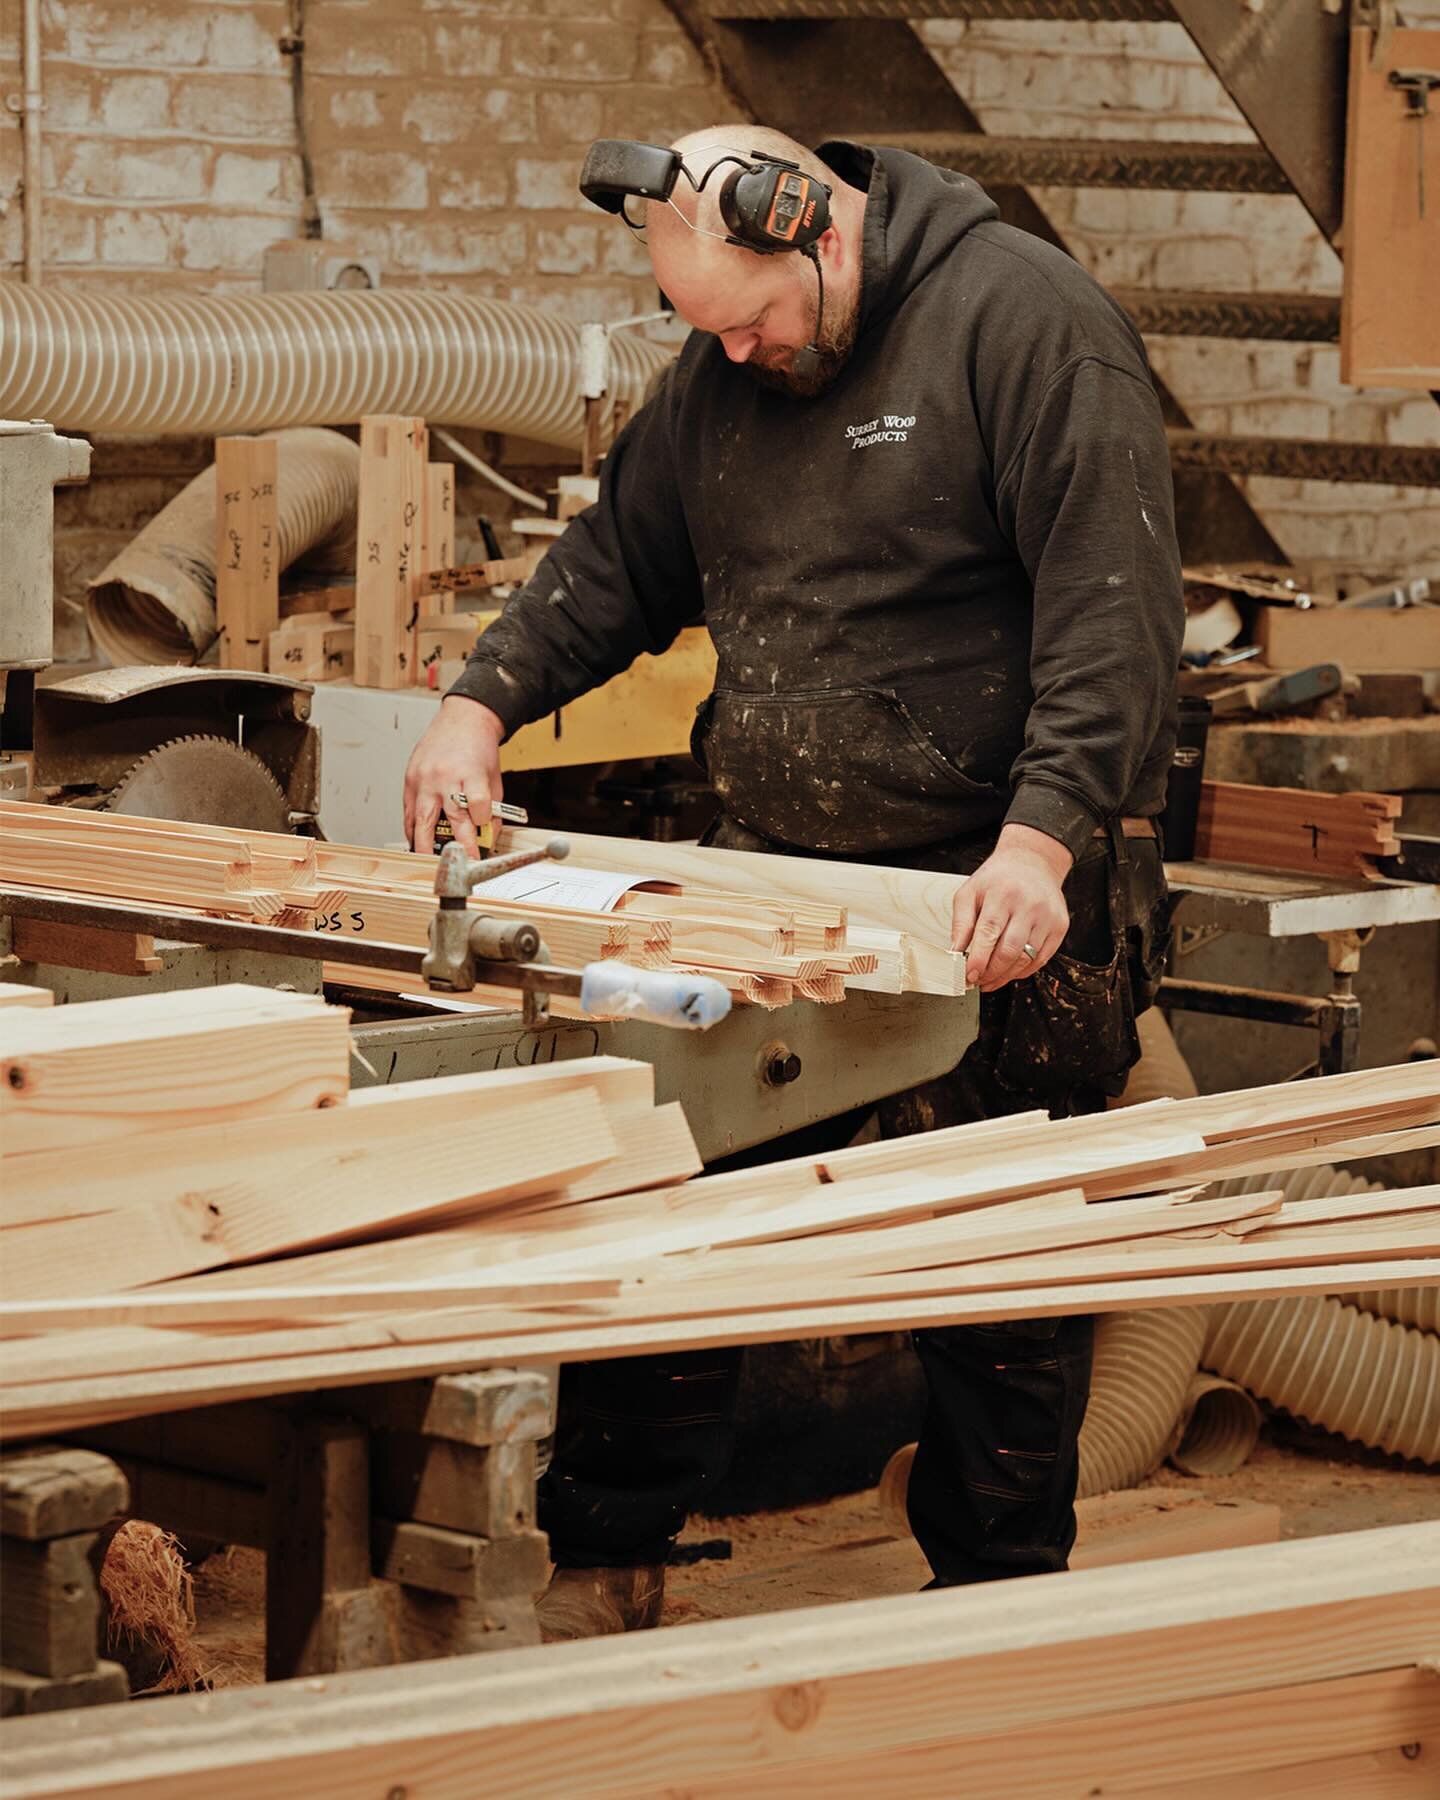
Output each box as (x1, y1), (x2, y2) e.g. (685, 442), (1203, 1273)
(816, 140), (999, 338)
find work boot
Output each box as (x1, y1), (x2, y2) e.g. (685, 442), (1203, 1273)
(535, 1564), (665, 1642)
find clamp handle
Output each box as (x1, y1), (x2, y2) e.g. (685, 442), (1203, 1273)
(434, 837), (570, 901)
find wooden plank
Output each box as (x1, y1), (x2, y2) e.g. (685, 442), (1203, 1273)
(0, 986), (350, 1158)
(504, 823), (964, 987)
(11, 919), (161, 978)
(1195, 779), (1402, 879)
(0, 984), (54, 1009)
(354, 415), (428, 691)
(416, 616), (481, 689)
(0, 1087), (616, 1298)
(6, 1254), (1435, 1440)
(279, 584), (355, 619)
(0, 1447), (127, 1540)
(1341, 27), (1440, 389)
(0, 1534), (99, 1679)
(422, 462), (455, 616)
(214, 435), (278, 673)
(643, 1667), (1440, 1798)
(0, 1526), (1436, 1799)
(1256, 604), (1440, 675)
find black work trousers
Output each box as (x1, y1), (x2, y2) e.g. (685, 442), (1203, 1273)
(540, 817), (1170, 1586)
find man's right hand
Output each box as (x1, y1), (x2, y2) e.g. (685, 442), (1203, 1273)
(404, 695), (506, 856)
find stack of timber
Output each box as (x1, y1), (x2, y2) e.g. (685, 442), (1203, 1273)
(4, 1523), (1436, 1798)
(1193, 779), (1403, 879)
(0, 800), (948, 1009)
(2, 991), (1435, 1439)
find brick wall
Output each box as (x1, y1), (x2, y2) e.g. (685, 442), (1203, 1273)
(1, 0), (1437, 661)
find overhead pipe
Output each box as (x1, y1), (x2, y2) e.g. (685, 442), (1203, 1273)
(0, 285), (672, 443)
(18, 0), (44, 283)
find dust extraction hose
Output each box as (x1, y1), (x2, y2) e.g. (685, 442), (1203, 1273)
(85, 429), (359, 667)
(1204, 1296), (1440, 1465)
(0, 285), (671, 440)
(1205, 1160), (1439, 1461)
(1076, 1308), (1211, 1498)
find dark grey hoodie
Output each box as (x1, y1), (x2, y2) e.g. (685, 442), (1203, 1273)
(449, 142), (1184, 859)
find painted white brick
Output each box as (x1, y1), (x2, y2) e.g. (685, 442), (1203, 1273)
(98, 207), (177, 265)
(59, 3), (211, 67)
(322, 148), (428, 210)
(435, 161), (512, 210)
(97, 73), (173, 132)
(212, 150), (298, 206)
(62, 139), (210, 201)
(329, 88), (385, 130)
(513, 156), (585, 211)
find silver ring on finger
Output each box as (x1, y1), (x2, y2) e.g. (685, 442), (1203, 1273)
(1020, 942), (1038, 961)
(447, 790), (469, 810)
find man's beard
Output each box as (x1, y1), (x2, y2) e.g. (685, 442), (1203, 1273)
(743, 281), (858, 399)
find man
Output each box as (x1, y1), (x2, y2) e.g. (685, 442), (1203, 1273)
(404, 126), (1183, 1634)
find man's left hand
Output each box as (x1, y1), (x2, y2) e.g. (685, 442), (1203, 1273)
(952, 823), (1073, 992)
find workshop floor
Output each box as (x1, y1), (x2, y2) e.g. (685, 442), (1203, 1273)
(178, 1430), (1438, 1687)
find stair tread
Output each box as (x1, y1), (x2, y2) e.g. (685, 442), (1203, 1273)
(711, 0), (1176, 20)
(1112, 290), (1340, 342)
(1165, 432), (1440, 488)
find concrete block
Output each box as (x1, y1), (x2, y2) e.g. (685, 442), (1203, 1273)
(435, 160), (512, 210)
(324, 148), (427, 211)
(507, 23), (638, 83)
(537, 88), (605, 144)
(173, 72), (294, 138)
(514, 156), (588, 211)
(212, 150), (299, 207)
(431, 21), (504, 77)
(534, 223), (601, 275)
(98, 208), (177, 266)
(59, 1), (210, 67)
(59, 138), (208, 202)
(97, 71), (172, 132)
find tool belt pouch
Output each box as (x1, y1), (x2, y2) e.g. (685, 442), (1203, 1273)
(994, 943), (1141, 1102)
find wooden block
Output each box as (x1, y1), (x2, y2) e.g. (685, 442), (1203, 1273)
(555, 473), (599, 520)
(0, 1446), (128, 1540)
(416, 615), (481, 688)
(372, 1521), (549, 1600)
(0, 1659), (128, 1718)
(1255, 604), (1440, 674)
(267, 620), (355, 683)
(0, 1533), (100, 1679)
(0, 983), (54, 1009)
(266, 1416), (379, 1680)
(12, 918), (162, 978)
(339, 1368), (555, 1448)
(371, 1434), (536, 1541)
(215, 436), (279, 673)
(1341, 26), (1440, 389)
(391, 1590), (538, 1663)
(354, 414), (428, 690)
(279, 583), (355, 619)
(423, 463), (455, 615)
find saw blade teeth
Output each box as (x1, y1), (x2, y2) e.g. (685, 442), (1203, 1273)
(103, 734), (291, 833)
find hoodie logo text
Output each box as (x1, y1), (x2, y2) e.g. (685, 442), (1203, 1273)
(846, 414), (915, 451)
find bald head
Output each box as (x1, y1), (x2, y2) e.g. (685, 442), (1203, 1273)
(644, 125), (867, 398)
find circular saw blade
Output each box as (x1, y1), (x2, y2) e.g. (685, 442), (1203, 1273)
(104, 734), (291, 833)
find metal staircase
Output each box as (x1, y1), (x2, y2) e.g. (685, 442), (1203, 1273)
(662, 0), (1440, 562)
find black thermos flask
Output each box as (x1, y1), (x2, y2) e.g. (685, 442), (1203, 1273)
(1161, 695), (1212, 861)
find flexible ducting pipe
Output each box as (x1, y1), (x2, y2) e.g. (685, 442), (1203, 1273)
(1204, 1296), (1440, 1465)
(0, 285), (671, 440)
(1340, 1286), (1440, 1334)
(1076, 1308), (1211, 1497)
(1168, 1372), (1262, 1477)
(85, 428), (359, 666)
